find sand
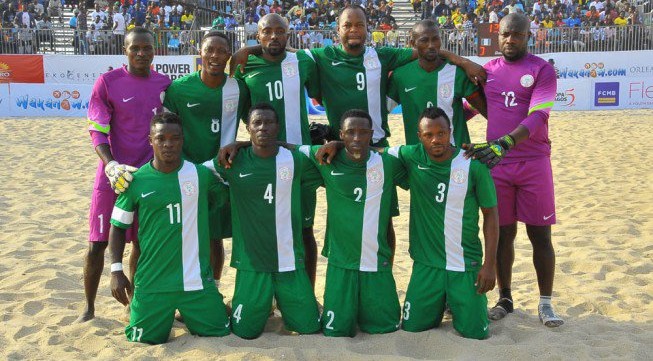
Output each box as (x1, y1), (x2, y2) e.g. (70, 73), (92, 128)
(0, 110), (652, 360)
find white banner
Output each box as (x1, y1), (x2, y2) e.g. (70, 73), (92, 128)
(8, 83), (92, 117)
(43, 55), (199, 84)
(0, 84), (10, 115)
(553, 79), (592, 110)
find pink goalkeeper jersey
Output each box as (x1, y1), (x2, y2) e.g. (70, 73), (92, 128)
(483, 53), (557, 162)
(87, 66), (171, 191)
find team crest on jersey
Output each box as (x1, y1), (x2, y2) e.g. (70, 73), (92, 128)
(367, 167), (382, 184)
(520, 74), (535, 88)
(224, 99), (237, 112)
(451, 169), (467, 184)
(182, 181), (196, 196)
(279, 166), (292, 181)
(439, 83), (453, 99)
(364, 57), (380, 69)
(282, 63), (298, 77)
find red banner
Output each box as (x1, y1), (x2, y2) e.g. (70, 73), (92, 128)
(0, 55), (45, 83)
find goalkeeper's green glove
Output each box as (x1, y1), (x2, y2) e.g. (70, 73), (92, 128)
(464, 135), (515, 169)
(104, 160), (138, 194)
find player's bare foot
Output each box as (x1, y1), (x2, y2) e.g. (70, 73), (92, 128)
(75, 308), (95, 323)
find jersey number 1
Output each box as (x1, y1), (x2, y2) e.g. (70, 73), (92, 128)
(166, 203), (181, 224)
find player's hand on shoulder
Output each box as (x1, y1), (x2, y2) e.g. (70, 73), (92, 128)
(110, 271), (132, 306)
(104, 161), (138, 194)
(229, 48), (251, 77)
(462, 135), (514, 169)
(315, 141), (343, 165)
(462, 60), (487, 86)
(218, 141), (251, 168)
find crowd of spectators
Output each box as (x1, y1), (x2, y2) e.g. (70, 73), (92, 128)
(1, 0), (198, 54)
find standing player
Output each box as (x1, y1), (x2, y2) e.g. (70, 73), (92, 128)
(109, 113), (230, 344)
(387, 108), (499, 339)
(299, 110), (407, 337)
(388, 20), (487, 147)
(79, 27), (170, 323)
(163, 31), (249, 284)
(234, 13), (321, 288)
(463, 13), (563, 327)
(204, 104), (321, 339)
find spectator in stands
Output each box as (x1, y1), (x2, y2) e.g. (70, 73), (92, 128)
(371, 22), (385, 45)
(433, 0), (451, 18)
(76, 6), (88, 54)
(3, 3), (17, 27)
(31, 0), (43, 17)
(244, 15), (257, 39)
(564, 11), (580, 26)
(15, 4), (36, 28)
(585, 5), (600, 22)
(90, 3), (107, 22)
(257, 0), (270, 14)
(506, 0), (524, 13)
(36, 13), (54, 51)
(489, 5), (499, 22)
(224, 12), (236, 30)
(181, 8), (193, 27)
(211, 12), (224, 28)
(613, 10), (627, 25)
(541, 13), (553, 27)
(270, 1), (282, 13)
(287, 0), (305, 20)
(113, 4), (126, 51)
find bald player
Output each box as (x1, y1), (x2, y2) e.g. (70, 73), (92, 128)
(80, 27), (170, 322)
(234, 13), (321, 289)
(463, 13), (563, 327)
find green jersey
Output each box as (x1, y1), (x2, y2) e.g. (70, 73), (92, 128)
(300, 145), (407, 272)
(310, 46), (414, 143)
(204, 147), (321, 273)
(387, 60), (478, 146)
(110, 161), (226, 293)
(386, 145), (496, 271)
(163, 71), (249, 163)
(235, 51), (319, 145)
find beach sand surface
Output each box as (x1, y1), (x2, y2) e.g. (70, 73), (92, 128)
(0, 110), (651, 360)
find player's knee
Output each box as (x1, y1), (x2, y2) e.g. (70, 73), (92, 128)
(455, 322), (489, 340)
(88, 241), (108, 256)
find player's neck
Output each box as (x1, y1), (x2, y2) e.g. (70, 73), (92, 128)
(152, 158), (181, 173)
(503, 52), (529, 63)
(341, 44), (365, 57)
(127, 65), (150, 78)
(261, 50), (286, 62)
(419, 57), (444, 72)
(345, 148), (369, 163)
(427, 146), (455, 163)
(252, 144), (279, 158)
(200, 70), (225, 88)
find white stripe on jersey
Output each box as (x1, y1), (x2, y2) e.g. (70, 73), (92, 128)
(360, 151), (384, 272)
(298, 145), (311, 157)
(443, 152), (471, 272)
(281, 52), (303, 144)
(178, 161), (203, 291)
(275, 148), (296, 272)
(111, 206), (134, 225)
(387, 145), (401, 159)
(363, 47), (385, 143)
(437, 64), (457, 146)
(220, 77), (241, 147)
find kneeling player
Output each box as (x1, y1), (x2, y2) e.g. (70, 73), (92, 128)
(109, 113), (230, 344)
(387, 108), (499, 339)
(205, 104), (321, 339)
(300, 110), (406, 337)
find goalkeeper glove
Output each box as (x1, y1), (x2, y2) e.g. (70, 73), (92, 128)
(104, 160), (138, 194)
(466, 134), (515, 169)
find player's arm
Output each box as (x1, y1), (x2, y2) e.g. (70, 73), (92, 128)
(217, 141), (296, 168)
(108, 193), (135, 306)
(465, 90), (488, 119)
(438, 49), (487, 85)
(314, 141), (386, 165)
(477, 206), (498, 294)
(229, 44), (298, 76)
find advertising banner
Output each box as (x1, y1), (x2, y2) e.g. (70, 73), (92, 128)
(8, 83), (92, 117)
(0, 55), (45, 84)
(43, 55), (199, 84)
(553, 79), (592, 110)
(0, 84), (10, 115)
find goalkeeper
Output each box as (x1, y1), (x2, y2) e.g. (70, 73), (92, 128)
(461, 12), (562, 328)
(77, 27), (172, 323)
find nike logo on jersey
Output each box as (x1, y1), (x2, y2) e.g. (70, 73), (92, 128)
(486, 79), (496, 83)
(483, 324), (489, 331)
(331, 61), (344, 66)
(239, 173), (253, 178)
(224, 320), (230, 328)
(122, 96), (134, 102)
(246, 72), (262, 78)
(330, 171), (344, 176)
(141, 191), (155, 198)
(405, 87), (416, 92)
(187, 102), (200, 108)
(304, 217), (312, 221)
(395, 322), (401, 329)
(417, 165), (429, 170)
(543, 213), (555, 220)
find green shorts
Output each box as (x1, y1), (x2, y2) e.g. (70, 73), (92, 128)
(322, 264), (400, 337)
(301, 188), (317, 228)
(126, 287), (230, 344)
(209, 201), (232, 240)
(402, 262), (489, 340)
(231, 269), (320, 339)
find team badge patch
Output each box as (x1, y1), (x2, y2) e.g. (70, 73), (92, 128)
(520, 74), (535, 88)
(282, 63), (298, 77)
(451, 169), (467, 184)
(367, 167), (382, 184)
(279, 166), (292, 181)
(439, 83), (453, 99)
(364, 57), (380, 69)
(182, 181), (196, 196)
(224, 99), (237, 112)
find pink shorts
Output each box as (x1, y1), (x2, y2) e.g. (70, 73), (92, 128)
(490, 157), (556, 227)
(89, 187), (138, 242)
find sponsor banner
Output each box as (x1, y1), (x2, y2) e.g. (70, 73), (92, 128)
(43, 55), (198, 84)
(8, 83), (92, 117)
(553, 79), (591, 110)
(542, 50), (653, 80)
(0, 83), (10, 115)
(617, 77), (653, 108)
(0, 55), (45, 83)
(594, 82), (620, 107)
